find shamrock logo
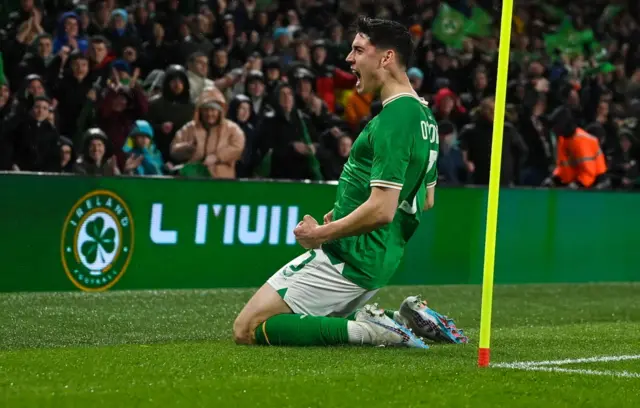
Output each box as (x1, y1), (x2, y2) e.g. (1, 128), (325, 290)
(80, 216), (116, 265)
(443, 18), (461, 35)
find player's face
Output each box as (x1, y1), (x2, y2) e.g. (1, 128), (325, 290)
(346, 33), (382, 94)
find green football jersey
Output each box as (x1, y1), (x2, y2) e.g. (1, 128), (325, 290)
(323, 93), (439, 290)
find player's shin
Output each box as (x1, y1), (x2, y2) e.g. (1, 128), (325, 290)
(254, 314), (350, 346)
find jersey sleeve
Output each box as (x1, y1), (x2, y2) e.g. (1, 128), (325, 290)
(425, 166), (438, 188)
(369, 103), (414, 190)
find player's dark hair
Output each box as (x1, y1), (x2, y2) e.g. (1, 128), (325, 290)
(354, 16), (413, 68)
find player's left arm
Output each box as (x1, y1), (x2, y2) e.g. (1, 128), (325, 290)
(314, 104), (412, 242)
(314, 186), (401, 242)
(424, 185), (435, 211)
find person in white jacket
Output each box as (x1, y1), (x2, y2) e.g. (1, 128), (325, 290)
(186, 51), (245, 103)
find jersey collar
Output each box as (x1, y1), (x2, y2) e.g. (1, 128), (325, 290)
(381, 92), (429, 107)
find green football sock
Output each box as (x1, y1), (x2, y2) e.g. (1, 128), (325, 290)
(384, 309), (398, 320)
(254, 314), (349, 346)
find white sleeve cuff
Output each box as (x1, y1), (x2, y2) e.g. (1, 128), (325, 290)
(370, 180), (403, 190)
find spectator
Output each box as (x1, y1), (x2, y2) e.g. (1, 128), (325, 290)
(408, 67), (424, 94)
(609, 131), (639, 189)
(73, 127), (119, 176)
(318, 130), (352, 181)
(433, 87), (469, 133)
(146, 64), (195, 163)
(106, 9), (140, 56)
(459, 97), (528, 186)
(88, 35), (116, 85)
(133, 4), (155, 45)
(344, 90), (374, 133)
(309, 39), (357, 113)
(96, 63), (148, 169)
(15, 33), (60, 89)
(59, 136), (75, 173)
(245, 69), (269, 120)
(0, 95), (59, 172)
(53, 12), (88, 54)
(4, 9), (46, 83)
(292, 67), (331, 134)
(227, 94), (257, 178)
(171, 87), (245, 179)
(545, 106), (608, 189)
(87, 1), (111, 36)
(4, 73), (49, 127)
(143, 23), (176, 70)
(54, 51), (93, 138)
(258, 83), (324, 180)
(520, 93), (554, 186)
(187, 51), (242, 103)
(122, 120), (164, 175)
(263, 56), (282, 95)
(437, 120), (467, 185)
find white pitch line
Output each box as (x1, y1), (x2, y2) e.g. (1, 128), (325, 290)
(500, 354), (640, 367)
(492, 364), (640, 379)
(493, 355), (640, 379)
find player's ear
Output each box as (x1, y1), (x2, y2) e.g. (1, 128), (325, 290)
(381, 49), (395, 67)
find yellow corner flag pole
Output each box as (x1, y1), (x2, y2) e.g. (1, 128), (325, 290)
(478, 0), (514, 368)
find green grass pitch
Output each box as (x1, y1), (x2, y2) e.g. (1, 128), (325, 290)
(1, 283), (639, 407)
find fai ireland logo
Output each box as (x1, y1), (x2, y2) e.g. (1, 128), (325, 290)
(61, 190), (134, 291)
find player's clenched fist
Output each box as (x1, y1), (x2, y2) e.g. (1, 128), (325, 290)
(294, 215), (323, 249)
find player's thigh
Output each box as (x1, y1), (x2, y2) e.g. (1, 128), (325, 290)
(272, 248), (371, 317)
(234, 283), (292, 344)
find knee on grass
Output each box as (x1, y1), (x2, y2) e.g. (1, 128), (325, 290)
(233, 315), (261, 345)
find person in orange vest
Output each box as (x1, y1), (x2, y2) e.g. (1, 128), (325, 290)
(543, 106), (609, 189)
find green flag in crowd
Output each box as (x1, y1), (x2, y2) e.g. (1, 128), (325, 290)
(432, 3), (468, 49)
(544, 18), (597, 57)
(464, 6), (493, 37)
(433, 3), (492, 49)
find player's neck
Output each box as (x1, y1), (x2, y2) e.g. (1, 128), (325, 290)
(379, 73), (417, 105)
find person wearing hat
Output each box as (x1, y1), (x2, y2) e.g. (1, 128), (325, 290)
(245, 69), (268, 121)
(309, 38), (358, 113)
(263, 56), (283, 95)
(59, 136), (75, 173)
(73, 127), (120, 176)
(53, 11), (89, 54)
(122, 120), (164, 175)
(106, 8), (141, 56)
(146, 64), (195, 163)
(407, 67), (424, 93)
(227, 94), (257, 178)
(291, 67), (331, 133)
(171, 86), (245, 179)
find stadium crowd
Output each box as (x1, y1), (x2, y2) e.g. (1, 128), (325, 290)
(0, 0), (639, 189)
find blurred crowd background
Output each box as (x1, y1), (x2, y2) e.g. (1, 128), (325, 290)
(0, 0), (638, 190)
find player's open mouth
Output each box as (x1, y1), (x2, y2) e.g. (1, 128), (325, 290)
(352, 68), (361, 87)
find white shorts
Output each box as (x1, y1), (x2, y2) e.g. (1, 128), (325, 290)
(267, 248), (378, 317)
